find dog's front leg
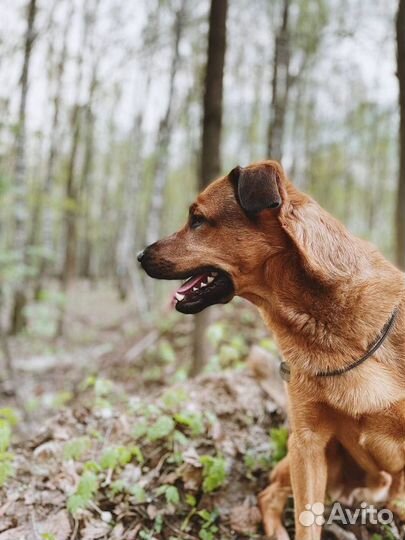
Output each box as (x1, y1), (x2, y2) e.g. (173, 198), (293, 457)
(289, 427), (331, 540)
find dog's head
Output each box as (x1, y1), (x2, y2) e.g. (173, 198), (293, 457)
(138, 160), (297, 314)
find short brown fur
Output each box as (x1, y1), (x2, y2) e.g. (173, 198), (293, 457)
(141, 161), (405, 539)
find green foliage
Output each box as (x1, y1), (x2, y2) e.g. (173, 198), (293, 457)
(147, 415), (175, 441)
(244, 449), (273, 475)
(158, 340), (176, 363)
(99, 445), (133, 470)
(162, 388), (187, 410)
(199, 455), (227, 493)
(41, 534), (56, 540)
(156, 484), (180, 505)
(67, 471), (98, 514)
(0, 419), (11, 453)
(132, 419), (148, 439)
(197, 509), (219, 540)
(0, 408), (19, 426)
(174, 411), (205, 436)
(130, 484), (147, 503)
(63, 437), (91, 460)
(269, 427), (288, 465)
(185, 493), (197, 507)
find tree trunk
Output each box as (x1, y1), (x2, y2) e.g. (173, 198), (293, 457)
(145, 0), (186, 246)
(10, 0), (37, 334)
(396, 0), (405, 269)
(35, 4), (73, 298)
(57, 2), (97, 335)
(191, 0), (228, 376)
(267, 0), (290, 162)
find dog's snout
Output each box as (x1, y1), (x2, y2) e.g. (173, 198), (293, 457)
(137, 250), (145, 262)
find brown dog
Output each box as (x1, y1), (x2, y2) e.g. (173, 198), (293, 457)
(138, 161), (405, 540)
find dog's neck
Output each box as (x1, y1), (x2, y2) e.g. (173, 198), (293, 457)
(252, 246), (405, 377)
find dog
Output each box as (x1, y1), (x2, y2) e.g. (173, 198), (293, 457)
(138, 160), (405, 540)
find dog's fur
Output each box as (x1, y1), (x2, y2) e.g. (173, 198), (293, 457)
(140, 161), (405, 539)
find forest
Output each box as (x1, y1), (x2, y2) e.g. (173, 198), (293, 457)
(0, 0), (405, 539)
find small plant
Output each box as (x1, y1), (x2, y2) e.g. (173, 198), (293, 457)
(147, 415), (175, 441)
(0, 419), (14, 486)
(200, 455), (227, 493)
(63, 437), (91, 460)
(197, 509), (219, 540)
(67, 471), (98, 514)
(130, 484), (147, 503)
(174, 411), (205, 436)
(269, 427), (288, 465)
(99, 445), (133, 470)
(156, 484), (180, 505)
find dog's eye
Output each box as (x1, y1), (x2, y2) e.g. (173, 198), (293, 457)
(190, 214), (205, 229)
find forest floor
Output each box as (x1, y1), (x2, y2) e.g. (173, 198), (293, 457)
(0, 281), (403, 540)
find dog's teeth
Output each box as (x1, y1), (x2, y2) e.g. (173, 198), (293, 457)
(200, 282), (207, 288)
(207, 276), (214, 284)
(193, 287), (198, 292)
(175, 293), (185, 301)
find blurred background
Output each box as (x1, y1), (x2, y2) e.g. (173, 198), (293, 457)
(0, 0), (404, 425)
(1, 1), (405, 538)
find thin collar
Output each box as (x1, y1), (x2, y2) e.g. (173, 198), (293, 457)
(280, 307), (399, 383)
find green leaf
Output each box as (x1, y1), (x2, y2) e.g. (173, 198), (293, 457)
(147, 415), (175, 441)
(0, 408), (19, 426)
(200, 456), (227, 493)
(0, 420), (11, 453)
(63, 437), (91, 461)
(165, 486), (180, 505)
(131, 484), (147, 503)
(67, 471), (98, 514)
(269, 427), (289, 465)
(174, 412), (205, 436)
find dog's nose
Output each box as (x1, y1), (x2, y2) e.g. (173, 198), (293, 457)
(137, 250), (145, 262)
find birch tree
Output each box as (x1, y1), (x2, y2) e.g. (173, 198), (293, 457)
(10, 0), (38, 334)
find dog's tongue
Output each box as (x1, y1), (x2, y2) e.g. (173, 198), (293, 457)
(176, 273), (208, 294)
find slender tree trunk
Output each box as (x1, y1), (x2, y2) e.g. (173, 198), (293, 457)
(10, 0), (37, 334)
(36, 4), (73, 298)
(396, 0), (405, 269)
(267, 0), (290, 162)
(78, 57), (99, 279)
(145, 0), (186, 246)
(57, 2), (97, 335)
(192, 0), (228, 376)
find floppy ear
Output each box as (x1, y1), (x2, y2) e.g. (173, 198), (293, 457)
(279, 201), (362, 283)
(230, 161), (285, 213)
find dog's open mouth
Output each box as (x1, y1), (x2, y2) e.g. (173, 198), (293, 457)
(173, 268), (234, 314)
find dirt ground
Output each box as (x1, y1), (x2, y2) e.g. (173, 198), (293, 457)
(0, 282), (403, 539)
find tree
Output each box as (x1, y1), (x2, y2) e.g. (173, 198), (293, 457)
(267, 0), (290, 161)
(10, 0), (38, 334)
(146, 0), (186, 246)
(397, 0), (405, 269)
(192, 0), (228, 376)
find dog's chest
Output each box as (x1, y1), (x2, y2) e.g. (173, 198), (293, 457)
(311, 362), (405, 416)
(358, 403), (405, 473)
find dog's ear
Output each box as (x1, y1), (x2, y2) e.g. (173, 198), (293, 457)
(279, 201), (362, 283)
(230, 161), (285, 213)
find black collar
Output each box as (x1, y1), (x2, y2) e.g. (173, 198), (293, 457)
(280, 308), (399, 383)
